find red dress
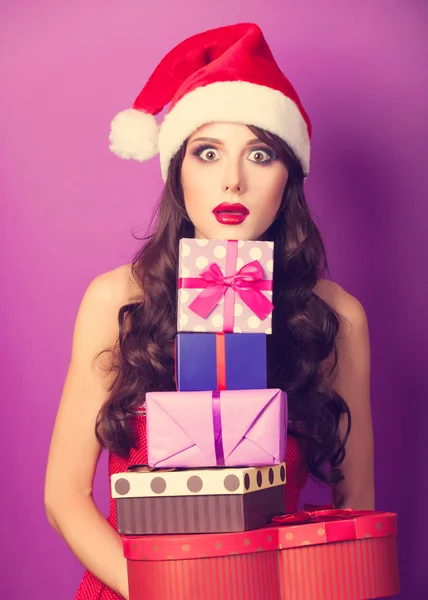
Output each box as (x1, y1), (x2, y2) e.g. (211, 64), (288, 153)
(75, 415), (308, 600)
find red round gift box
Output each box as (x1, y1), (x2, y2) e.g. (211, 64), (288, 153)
(274, 510), (400, 599)
(123, 527), (279, 600)
(122, 511), (400, 600)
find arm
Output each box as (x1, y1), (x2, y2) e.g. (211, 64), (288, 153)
(329, 289), (375, 510)
(44, 269), (132, 599)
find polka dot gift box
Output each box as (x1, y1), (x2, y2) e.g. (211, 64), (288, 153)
(123, 526), (281, 600)
(111, 462), (286, 535)
(177, 239), (274, 334)
(274, 509), (400, 599)
(120, 510), (399, 600)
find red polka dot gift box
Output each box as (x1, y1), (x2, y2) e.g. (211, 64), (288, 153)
(274, 508), (400, 600)
(120, 509), (399, 600)
(177, 238), (274, 334)
(111, 462), (286, 535)
(122, 526), (281, 600)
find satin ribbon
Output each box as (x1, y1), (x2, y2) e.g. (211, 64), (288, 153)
(178, 240), (273, 332)
(273, 508), (375, 526)
(212, 390), (225, 466)
(215, 333), (226, 390)
(273, 508), (389, 546)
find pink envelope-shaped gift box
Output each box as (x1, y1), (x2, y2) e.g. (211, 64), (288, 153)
(145, 389), (287, 468)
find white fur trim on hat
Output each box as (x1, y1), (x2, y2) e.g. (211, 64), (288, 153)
(158, 81), (310, 181)
(109, 108), (159, 161)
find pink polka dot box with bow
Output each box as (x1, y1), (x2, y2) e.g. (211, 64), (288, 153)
(177, 239), (274, 334)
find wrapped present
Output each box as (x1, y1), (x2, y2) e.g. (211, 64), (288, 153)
(111, 463), (286, 534)
(274, 509), (400, 599)
(177, 238), (274, 333)
(122, 527), (281, 600)
(145, 388), (287, 468)
(121, 509), (400, 600)
(175, 332), (266, 391)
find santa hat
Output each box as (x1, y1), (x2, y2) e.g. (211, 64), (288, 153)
(109, 22), (312, 180)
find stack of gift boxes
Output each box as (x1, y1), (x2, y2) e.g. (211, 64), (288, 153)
(111, 238), (288, 535)
(110, 238), (401, 600)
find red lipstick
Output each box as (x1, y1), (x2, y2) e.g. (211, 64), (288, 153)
(212, 202), (249, 225)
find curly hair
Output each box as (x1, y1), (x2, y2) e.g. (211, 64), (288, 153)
(95, 126), (351, 485)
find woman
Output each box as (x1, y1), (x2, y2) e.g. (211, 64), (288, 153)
(44, 22), (374, 600)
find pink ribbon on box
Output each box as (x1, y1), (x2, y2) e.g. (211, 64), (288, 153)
(178, 240), (274, 332)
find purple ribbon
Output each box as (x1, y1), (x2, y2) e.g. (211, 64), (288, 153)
(212, 391), (225, 466)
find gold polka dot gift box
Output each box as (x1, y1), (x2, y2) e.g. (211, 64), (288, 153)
(177, 238), (274, 334)
(120, 509), (400, 600)
(111, 462), (286, 535)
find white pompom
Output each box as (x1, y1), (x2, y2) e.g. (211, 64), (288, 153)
(109, 108), (159, 161)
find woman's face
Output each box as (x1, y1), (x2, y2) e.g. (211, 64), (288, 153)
(180, 122), (289, 240)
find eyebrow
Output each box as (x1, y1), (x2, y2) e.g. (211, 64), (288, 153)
(188, 136), (264, 146)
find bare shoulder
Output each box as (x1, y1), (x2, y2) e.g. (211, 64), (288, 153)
(71, 263), (142, 367)
(85, 263), (142, 308)
(314, 279), (369, 338)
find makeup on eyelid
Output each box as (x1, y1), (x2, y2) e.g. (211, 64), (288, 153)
(191, 144), (277, 163)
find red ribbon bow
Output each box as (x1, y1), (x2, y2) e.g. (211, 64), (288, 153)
(273, 508), (374, 526)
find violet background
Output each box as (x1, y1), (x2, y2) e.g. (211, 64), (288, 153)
(1, 1), (427, 598)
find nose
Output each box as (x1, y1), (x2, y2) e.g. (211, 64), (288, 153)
(224, 183), (241, 192)
(222, 159), (244, 194)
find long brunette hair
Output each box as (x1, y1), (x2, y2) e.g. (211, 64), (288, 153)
(95, 126), (351, 485)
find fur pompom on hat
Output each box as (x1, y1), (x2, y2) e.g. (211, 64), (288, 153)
(109, 22), (311, 180)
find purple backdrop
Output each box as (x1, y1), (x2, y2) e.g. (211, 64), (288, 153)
(1, 1), (427, 598)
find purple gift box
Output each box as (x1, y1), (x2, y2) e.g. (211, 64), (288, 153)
(145, 389), (287, 469)
(177, 238), (274, 334)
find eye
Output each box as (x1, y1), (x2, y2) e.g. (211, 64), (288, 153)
(248, 147), (276, 163)
(193, 145), (221, 161)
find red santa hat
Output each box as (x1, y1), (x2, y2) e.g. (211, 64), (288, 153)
(109, 22), (312, 181)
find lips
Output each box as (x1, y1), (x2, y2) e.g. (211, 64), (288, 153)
(212, 202), (249, 225)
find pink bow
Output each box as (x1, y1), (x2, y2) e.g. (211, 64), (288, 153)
(187, 260), (273, 324)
